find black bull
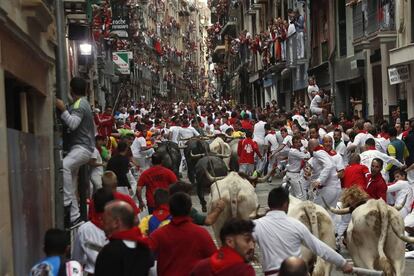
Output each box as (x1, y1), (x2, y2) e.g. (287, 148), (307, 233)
(183, 139), (210, 184)
(195, 156), (228, 211)
(155, 141), (182, 177)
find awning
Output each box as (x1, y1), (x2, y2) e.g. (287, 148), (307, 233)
(389, 44), (414, 66)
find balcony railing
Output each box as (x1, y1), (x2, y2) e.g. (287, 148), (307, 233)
(352, 0), (395, 41)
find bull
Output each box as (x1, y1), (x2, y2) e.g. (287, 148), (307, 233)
(288, 196), (336, 276)
(179, 137), (210, 186)
(154, 141), (182, 177)
(208, 137), (232, 170)
(195, 156), (228, 212)
(205, 170), (274, 243)
(325, 187), (414, 276)
(228, 137), (242, 171)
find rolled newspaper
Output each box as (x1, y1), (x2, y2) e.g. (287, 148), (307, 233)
(352, 267), (384, 276)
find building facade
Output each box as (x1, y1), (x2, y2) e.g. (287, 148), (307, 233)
(0, 0), (56, 274)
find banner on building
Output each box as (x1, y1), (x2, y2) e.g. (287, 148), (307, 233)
(388, 65), (410, 85)
(113, 52), (132, 74)
(111, 16), (129, 38)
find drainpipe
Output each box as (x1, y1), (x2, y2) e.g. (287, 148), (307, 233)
(53, 0), (69, 228)
(329, 0), (337, 114)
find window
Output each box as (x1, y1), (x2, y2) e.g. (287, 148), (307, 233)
(412, 0), (414, 42)
(5, 73), (35, 133)
(338, 0), (347, 57)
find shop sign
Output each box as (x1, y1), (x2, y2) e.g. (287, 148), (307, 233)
(111, 17), (129, 38)
(388, 65), (410, 85)
(113, 51), (132, 74)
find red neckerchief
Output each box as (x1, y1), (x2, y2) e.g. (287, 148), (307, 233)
(199, 122), (205, 128)
(210, 246), (245, 273)
(314, 145), (336, 156)
(182, 124), (189, 128)
(378, 132), (390, 139)
(268, 130), (276, 135)
(90, 213), (104, 230)
(152, 204), (171, 222)
(357, 130), (368, 134)
(313, 145), (324, 152)
(366, 145), (376, 151)
(170, 216), (192, 225)
(109, 228), (149, 247)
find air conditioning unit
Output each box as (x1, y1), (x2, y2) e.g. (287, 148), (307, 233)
(63, 0), (86, 14)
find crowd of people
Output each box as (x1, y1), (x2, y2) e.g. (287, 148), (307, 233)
(30, 75), (414, 275)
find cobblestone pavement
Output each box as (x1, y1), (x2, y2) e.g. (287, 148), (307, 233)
(189, 177), (414, 276)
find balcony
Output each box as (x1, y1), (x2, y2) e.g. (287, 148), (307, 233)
(352, 0), (396, 48)
(21, 0), (54, 32)
(220, 16), (237, 37)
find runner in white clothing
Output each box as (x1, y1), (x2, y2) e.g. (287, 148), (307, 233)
(387, 169), (414, 218)
(285, 135), (310, 200)
(253, 187), (353, 275)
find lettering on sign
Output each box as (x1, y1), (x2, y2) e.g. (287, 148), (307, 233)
(388, 65), (410, 85)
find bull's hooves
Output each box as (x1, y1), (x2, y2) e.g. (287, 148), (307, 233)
(202, 206), (207, 212)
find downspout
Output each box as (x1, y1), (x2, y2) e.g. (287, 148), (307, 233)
(53, 0), (68, 228)
(329, 0), (337, 114)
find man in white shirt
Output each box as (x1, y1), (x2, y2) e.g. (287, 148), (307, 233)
(307, 77), (319, 102)
(72, 189), (112, 274)
(286, 135), (310, 200)
(253, 187), (353, 275)
(387, 169), (414, 218)
(307, 139), (341, 208)
(90, 136), (105, 191)
(360, 138), (404, 182)
(310, 91), (324, 117)
(332, 129), (348, 165)
(131, 125), (154, 172)
(264, 123), (279, 181)
(219, 116), (233, 134)
(347, 121), (375, 153)
(253, 114), (267, 174)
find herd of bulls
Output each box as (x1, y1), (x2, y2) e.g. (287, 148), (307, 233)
(154, 135), (414, 276)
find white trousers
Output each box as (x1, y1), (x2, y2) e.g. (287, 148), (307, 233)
(255, 143), (267, 173)
(63, 145), (92, 221)
(286, 172), (306, 200)
(314, 186), (341, 217)
(296, 31), (305, 59)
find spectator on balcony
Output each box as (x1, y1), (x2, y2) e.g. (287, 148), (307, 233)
(294, 9), (305, 59)
(287, 9), (297, 65)
(307, 76), (319, 103)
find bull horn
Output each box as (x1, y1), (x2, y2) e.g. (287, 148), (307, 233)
(215, 153), (231, 158)
(322, 197), (351, 215)
(178, 145), (188, 149)
(394, 194), (408, 211)
(224, 133), (235, 140)
(390, 218), (414, 244)
(256, 168), (277, 183)
(204, 169), (226, 183)
(190, 151), (205, 158)
(179, 137), (191, 141)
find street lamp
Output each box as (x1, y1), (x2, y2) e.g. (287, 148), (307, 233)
(79, 42), (92, 55)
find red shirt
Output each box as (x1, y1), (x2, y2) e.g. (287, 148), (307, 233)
(149, 216), (216, 276)
(241, 120), (253, 131)
(191, 246), (255, 276)
(138, 165), (178, 208)
(237, 138), (261, 164)
(341, 163), (369, 189)
(88, 191), (140, 220)
(95, 113), (114, 137)
(228, 117), (237, 126)
(365, 173), (387, 201)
